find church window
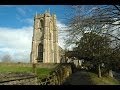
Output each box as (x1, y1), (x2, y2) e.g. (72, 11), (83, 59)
(40, 19), (44, 29)
(49, 21), (53, 32)
(37, 43), (43, 60)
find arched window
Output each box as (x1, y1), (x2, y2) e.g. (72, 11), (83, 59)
(49, 21), (53, 32)
(38, 43), (43, 52)
(49, 33), (51, 40)
(37, 43), (43, 62)
(40, 19), (44, 29)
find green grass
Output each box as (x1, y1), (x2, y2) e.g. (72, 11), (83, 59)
(87, 72), (120, 85)
(0, 63), (53, 78)
(36, 68), (52, 78)
(0, 64), (32, 73)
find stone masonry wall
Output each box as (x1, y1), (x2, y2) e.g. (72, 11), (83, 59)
(0, 63), (74, 85)
(0, 72), (37, 85)
(38, 63), (73, 85)
(0, 77), (37, 85)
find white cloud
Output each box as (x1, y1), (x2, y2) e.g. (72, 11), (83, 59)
(57, 20), (67, 30)
(113, 20), (120, 25)
(23, 18), (34, 25)
(0, 20), (67, 62)
(57, 20), (68, 49)
(0, 26), (33, 62)
(17, 8), (26, 16)
(16, 16), (33, 26)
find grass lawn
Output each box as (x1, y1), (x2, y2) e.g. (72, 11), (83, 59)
(0, 63), (53, 78)
(63, 71), (120, 85)
(0, 64), (32, 73)
(88, 71), (120, 85)
(36, 68), (52, 78)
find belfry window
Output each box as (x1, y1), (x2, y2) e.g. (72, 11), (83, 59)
(37, 43), (43, 61)
(40, 19), (44, 29)
(49, 21), (53, 32)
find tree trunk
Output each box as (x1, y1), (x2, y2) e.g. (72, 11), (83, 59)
(109, 69), (113, 77)
(98, 64), (102, 78)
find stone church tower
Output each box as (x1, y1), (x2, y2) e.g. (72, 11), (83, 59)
(30, 10), (60, 63)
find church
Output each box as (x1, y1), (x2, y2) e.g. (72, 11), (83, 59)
(30, 10), (60, 63)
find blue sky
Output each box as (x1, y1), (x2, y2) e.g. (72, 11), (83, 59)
(0, 5), (69, 62)
(0, 5), (68, 28)
(0, 5), (103, 62)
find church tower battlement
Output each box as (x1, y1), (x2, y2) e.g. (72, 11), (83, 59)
(30, 10), (60, 63)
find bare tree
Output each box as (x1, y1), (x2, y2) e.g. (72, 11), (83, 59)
(65, 5), (120, 42)
(64, 5), (120, 78)
(1, 54), (12, 63)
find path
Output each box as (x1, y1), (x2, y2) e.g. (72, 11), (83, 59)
(113, 71), (120, 81)
(63, 71), (93, 85)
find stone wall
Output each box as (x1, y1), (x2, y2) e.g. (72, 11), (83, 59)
(37, 63), (73, 85)
(0, 72), (37, 85)
(0, 63), (74, 85)
(0, 77), (37, 85)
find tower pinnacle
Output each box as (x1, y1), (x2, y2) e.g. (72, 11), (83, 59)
(48, 8), (50, 13)
(36, 11), (37, 17)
